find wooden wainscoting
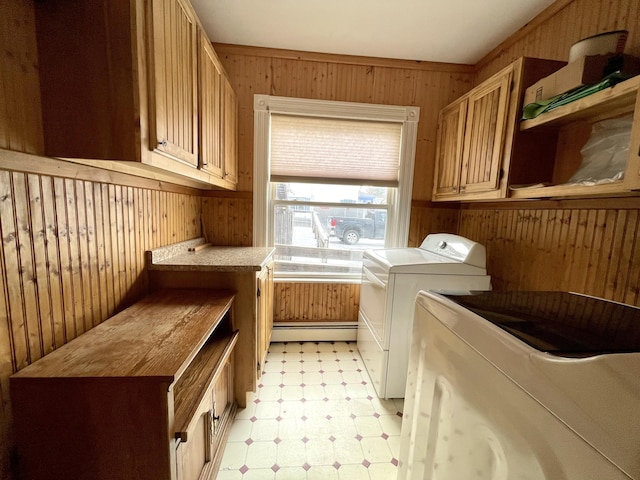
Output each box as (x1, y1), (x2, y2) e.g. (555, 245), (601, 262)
(458, 199), (640, 306)
(0, 167), (202, 478)
(201, 191), (253, 246)
(408, 202), (461, 247)
(274, 283), (360, 323)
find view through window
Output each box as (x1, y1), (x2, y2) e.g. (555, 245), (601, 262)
(273, 182), (391, 276)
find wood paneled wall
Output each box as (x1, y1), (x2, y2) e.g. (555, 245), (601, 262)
(408, 203), (460, 246)
(459, 200), (640, 305)
(274, 283), (360, 323)
(201, 192), (253, 246)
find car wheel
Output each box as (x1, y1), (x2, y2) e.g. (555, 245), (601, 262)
(343, 230), (360, 245)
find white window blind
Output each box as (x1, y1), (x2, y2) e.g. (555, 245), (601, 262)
(270, 114), (402, 186)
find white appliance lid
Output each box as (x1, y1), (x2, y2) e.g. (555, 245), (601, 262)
(443, 291), (640, 356)
(419, 233), (487, 268)
(365, 233), (488, 274)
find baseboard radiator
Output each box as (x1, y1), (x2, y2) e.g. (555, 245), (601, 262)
(271, 322), (357, 342)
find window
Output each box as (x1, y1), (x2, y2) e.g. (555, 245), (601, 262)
(254, 95), (419, 280)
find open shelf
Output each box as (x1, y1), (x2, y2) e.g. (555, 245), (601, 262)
(173, 329), (239, 441)
(520, 75), (640, 130)
(509, 181), (626, 199)
(511, 75), (640, 199)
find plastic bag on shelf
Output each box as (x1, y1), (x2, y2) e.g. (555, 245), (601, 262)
(566, 114), (633, 185)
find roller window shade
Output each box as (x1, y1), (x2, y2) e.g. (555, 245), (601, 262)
(270, 114), (402, 186)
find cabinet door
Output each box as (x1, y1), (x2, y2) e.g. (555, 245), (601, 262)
(222, 76), (238, 185)
(148, 0), (198, 167)
(212, 358), (234, 450)
(460, 67), (513, 194)
(433, 98), (467, 199)
(266, 263), (274, 347)
(198, 29), (224, 178)
(256, 263), (274, 377)
(176, 391), (215, 480)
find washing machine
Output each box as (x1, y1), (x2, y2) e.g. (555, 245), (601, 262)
(357, 233), (491, 399)
(399, 290), (640, 479)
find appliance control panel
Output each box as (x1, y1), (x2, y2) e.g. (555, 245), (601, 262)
(420, 234), (487, 268)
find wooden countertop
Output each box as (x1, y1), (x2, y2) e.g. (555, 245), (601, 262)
(146, 238), (275, 272)
(11, 289), (235, 382)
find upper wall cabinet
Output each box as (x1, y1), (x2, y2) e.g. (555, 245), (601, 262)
(222, 76), (239, 185)
(459, 68), (513, 195)
(148, 0), (198, 167)
(199, 28), (232, 188)
(33, 0), (237, 190)
(432, 58), (565, 201)
(197, 30), (237, 189)
(433, 97), (467, 198)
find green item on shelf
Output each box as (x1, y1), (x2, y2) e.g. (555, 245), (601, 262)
(522, 72), (635, 120)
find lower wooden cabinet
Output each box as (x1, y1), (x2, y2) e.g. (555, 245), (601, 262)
(257, 260), (274, 373)
(11, 289), (237, 480)
(176, 357), (235, 480)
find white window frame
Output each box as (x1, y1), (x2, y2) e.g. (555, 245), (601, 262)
(253, 95), (420, 278)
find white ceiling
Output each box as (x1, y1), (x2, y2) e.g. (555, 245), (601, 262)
(191, 0), (556, 64)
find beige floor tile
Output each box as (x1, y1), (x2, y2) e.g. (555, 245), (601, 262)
(305, 437), (336, 465)
(337, 463), (371, 480)
(275, 466), (309, 479)
(332, 437), (365, 464)
(219, 441), (248, 470)
(307, 465), (340, 480)
(367, 462), (398, 480)
(228, 419), (253, 442)
(245, 441), (278, 469)
(276, 439), (308, 467)
(360, 437), (393, 463)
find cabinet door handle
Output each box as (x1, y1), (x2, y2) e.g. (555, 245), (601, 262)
(210, 406), (220, 435)
(158, 139), (168, 148)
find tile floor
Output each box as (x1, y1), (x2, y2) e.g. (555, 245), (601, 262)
(218, 341), (404, 479)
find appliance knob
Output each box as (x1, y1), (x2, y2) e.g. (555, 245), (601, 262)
(438, 241), (447, 249)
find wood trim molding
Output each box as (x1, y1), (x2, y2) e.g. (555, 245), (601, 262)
(460, 196), (640, 210)
(411, 199), (461, 209)
(0, 148), (202, 195)
(213, 43), (475, 73)
(201, 190), (252, 199)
